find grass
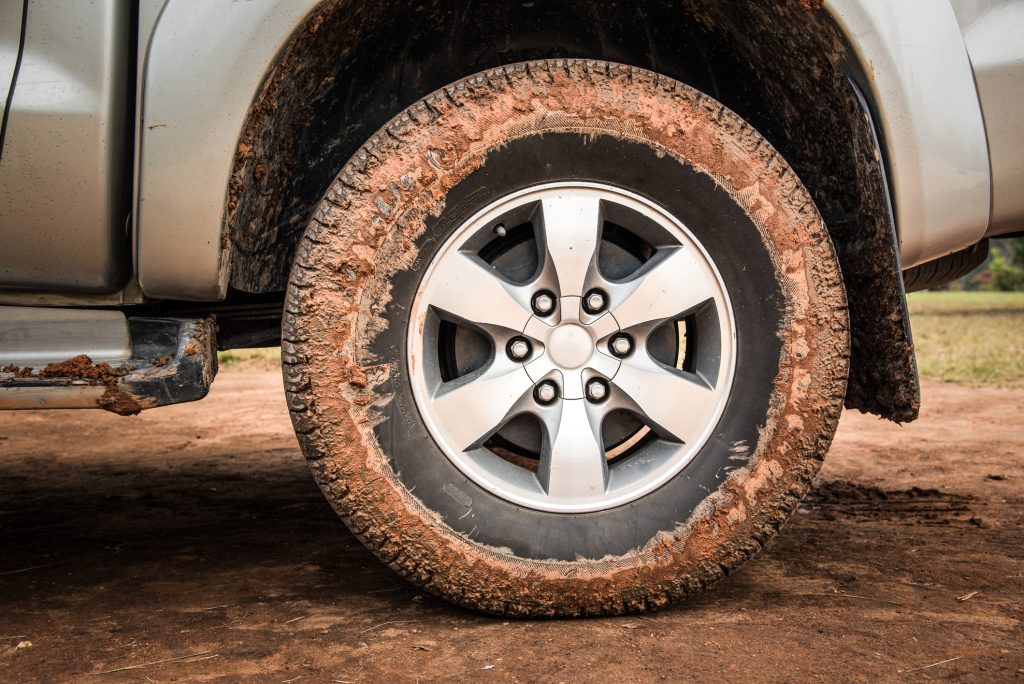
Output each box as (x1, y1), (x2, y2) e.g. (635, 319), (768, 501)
(907, 291), (1024, 387)
(215, 292), (1024, 387)
(217, 347), (281, 371)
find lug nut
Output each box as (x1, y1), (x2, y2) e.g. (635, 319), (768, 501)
(609, 333), (633, 358)
(507, 337), (532, 361)
(534, 381), (559, 405)
(532, 291), (555, 316)
(583, 290), (606, 314)
(586, 378), (609, 403)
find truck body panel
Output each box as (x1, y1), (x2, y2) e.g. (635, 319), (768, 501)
(0, 0), (132, 293)
(952, 0), (1024, 238)
(136, 0), (320, 301)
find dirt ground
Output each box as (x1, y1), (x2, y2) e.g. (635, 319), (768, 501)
(0, 372), (1021, 683)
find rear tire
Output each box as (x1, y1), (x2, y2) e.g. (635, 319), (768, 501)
(283, 60), (849, 616)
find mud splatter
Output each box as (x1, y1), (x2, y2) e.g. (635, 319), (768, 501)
(37, 355), (128, 384)
(2, 355), (130, 386)
(97, 387), (144, 416)
(1, 364), (34, 379)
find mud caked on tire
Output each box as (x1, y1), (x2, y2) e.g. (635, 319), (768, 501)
(283, 60), (849, 616)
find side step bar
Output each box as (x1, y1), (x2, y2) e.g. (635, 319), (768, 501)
(0, 315), (217, 415)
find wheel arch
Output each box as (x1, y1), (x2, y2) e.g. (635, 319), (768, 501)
(156, 0), (921, 421)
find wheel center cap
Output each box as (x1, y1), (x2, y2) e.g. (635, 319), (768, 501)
(547, 324), (593, 369)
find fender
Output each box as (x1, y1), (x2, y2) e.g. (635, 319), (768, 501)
(827, 0), (990, 269)
(136, 0), (322, 301)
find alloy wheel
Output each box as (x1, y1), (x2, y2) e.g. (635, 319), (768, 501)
(408, 182), (736, 513)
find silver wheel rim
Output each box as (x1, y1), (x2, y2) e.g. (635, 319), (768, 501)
(408, 182), (736, 513)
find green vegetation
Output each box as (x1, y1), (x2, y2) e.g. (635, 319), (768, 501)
(217, 347), (281, 371)
(954, 237), (1024, 291)
(907, 291), (1024, 386)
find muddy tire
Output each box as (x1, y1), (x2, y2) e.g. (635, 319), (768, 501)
(283, 60), (849, 616)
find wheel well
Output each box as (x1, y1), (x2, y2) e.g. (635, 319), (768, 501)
(226, 0), (919, 422)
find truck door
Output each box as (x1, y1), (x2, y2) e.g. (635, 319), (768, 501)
(0, 1), (132, 294)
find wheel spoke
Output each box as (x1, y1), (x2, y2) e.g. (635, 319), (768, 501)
(586, 312), (619, 341)
(425, 251), (533, 332)
(537, 193), (603, 297)
(431, 362), (534, 452)
(612, 352), (716, 444)
(609, 247), (719, 331)
(588, 351), (620, 380)
(539, 399), (607, 498)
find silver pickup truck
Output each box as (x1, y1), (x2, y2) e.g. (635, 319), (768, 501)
(1, 0), (1021, 616)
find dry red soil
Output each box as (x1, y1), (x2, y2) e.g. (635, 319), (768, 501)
(1, 372), (1021, 682)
